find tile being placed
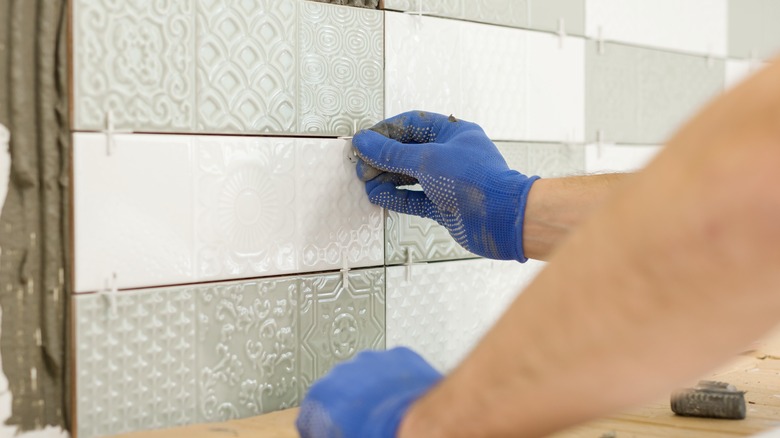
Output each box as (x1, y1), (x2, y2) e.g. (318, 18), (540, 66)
(383, 0), (585, 35)
(497, 142), (585, 178)
(386, 258), (545, 372)
(298, 268), (385, 391)
(385, 12), (584, 142)
(586, 41), (725, 145)
(75, 288), (198, 438)
(725, 60), (771, 91)
(585, 0), (727, 57)
(196, 277), (299, 421)
(73, 0), (383, 135)
(73, 133), (383, 292)
(585, 144), (662, 174)
(729, 0), (780, 60)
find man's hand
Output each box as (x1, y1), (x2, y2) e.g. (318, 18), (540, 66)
(296, 347), (442, 438)
(353, 111), (540, 262)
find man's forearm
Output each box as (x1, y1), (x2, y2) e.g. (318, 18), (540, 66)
(523, 174), (628, 260)
(399, 58), (780, 437)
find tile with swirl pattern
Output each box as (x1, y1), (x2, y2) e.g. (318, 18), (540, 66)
(75, 268), (386, 437)
(73, 0), (383, 135)
(73, 133), (383, 292)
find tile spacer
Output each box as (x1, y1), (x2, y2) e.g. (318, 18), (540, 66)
(596, 129), (605, 159)
(404, 247), (415, 282)
(557, 18), (567, 49)
(99, 272), (119, 316)
(341, 249), (351, 290)
(597, 26), (606, 55)
(103, 110), (133, 156)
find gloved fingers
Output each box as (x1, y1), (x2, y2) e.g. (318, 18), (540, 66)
(356, 157), (418, 186)
(366, 180), (444, 223)
(369, 110), (449, 144)
(353, 129), (425, 177)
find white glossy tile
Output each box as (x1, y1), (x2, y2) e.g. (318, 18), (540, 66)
(585, 144), (662, 174)
(725, 59), (769, 91)
(385, 12), (584, 142)
(586, 0), (728, 57)
(386, 258), (545, 371)
(728, 0), (780, 60)
(73, 133), (383, 292)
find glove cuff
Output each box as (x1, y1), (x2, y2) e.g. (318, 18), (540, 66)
(511, 174), (541, 263)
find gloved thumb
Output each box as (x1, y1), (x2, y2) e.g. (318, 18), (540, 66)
(353, 129), (424, 177)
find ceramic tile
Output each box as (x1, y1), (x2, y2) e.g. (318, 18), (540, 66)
(298, 1), (384, 135)
(75, 289), (198, 438)
(386, 258), (545, 371)
(728, 0), (780, 60)
(585, 0), (728, 57)
(76, 269), (385, 436)
(73, 133), (383, 292)
(196, 278), (299, 422)
(195, 0), (297, 133)
(383, 0), (585, 35)
(73, 0), (383, 135)
(298, 268), (385, 391)
(525, 143), (585, 178)
(585, 144), (661, 174)
(586, 41), (725, 145)
(72, 0), (196, 131)
(385, 12), (584, 142)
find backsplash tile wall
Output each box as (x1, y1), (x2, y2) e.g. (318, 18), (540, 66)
(68, 1), (775, 437)
(73, 0), (383, 136)
(75, 268), (384, 437)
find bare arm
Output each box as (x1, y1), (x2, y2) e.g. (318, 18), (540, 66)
(400, 59), (780, 437)
(523, 174), (628, 260)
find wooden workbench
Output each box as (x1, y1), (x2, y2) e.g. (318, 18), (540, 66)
(115, 329), (780, 438)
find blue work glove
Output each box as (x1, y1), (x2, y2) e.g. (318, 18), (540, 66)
(353, 111), (540, 262)
(296, 347), (442, 438)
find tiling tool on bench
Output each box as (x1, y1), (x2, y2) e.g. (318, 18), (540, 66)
(671, 380), (746, 419)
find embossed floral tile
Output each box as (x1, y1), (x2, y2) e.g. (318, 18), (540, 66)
(73, 133), (383, 292)
(75, 267), (385, 438)
(72, 0), (383, 136)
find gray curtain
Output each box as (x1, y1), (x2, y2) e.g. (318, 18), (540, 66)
(0, 0), (70, 431)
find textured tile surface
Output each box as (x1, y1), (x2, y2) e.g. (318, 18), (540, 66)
(73, 133), (383, 292)
(586, 0), (728, 56)
(76, 268), (385, 437)
(586, 41), (725, 144)
(196, 278), (299, 422)
(385, 12), (584, 142)
(73, 0), (383, 135)
(386, 258), (545, 371)
(310, 0), (379, 9)
(76, 288), (198, 438)
(728, 0), (780, 59)
(298, 269), (385, 390)
(585, 144), (661, 174)
(384, 141), (584, 265)
(383, 0), (585, 35)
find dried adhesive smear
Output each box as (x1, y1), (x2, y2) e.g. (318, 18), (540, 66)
(0, 0), (71, 431)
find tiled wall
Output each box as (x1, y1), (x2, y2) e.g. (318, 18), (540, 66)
(69, 1), (779, 437)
